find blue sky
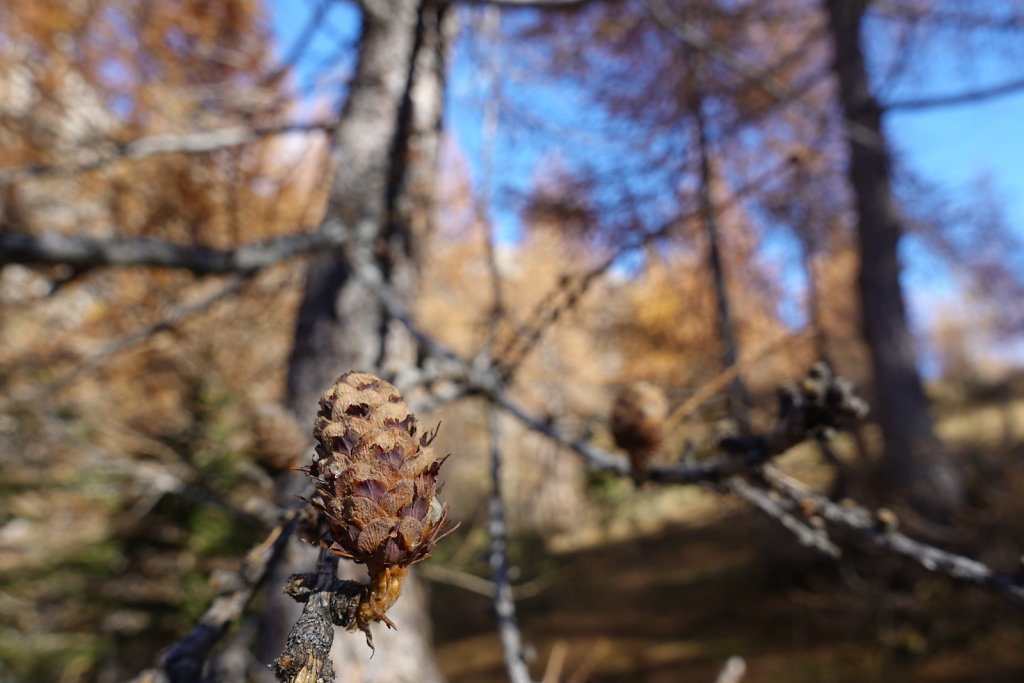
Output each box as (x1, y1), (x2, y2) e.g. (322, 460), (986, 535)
(264, 0), (1024, 235)
(265, 0), (1024, 369)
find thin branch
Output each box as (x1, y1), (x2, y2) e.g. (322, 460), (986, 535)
(0, 223), (347, 273)
(667, 327), (814, 429)
(0, 123), (333, 181)
(263, 0), (334, 84)
(885, 74), (1024, 110)
(418, 563), (499, 598)
(493, 151), (791, 381)
(418, 561), (563, 600)
(541, 642), (569, 683)
(133, 511), (300, 683)
(372, 280), (867, 485)
(487, 406), (536, 683)
(644, 0), (883, 150)
(764, 468), (1024, 605)
(22, 274), (251, 398)
(727, 477), (839, 558)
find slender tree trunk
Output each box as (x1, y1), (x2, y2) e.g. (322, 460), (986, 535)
(690, 52), (750, 432)
(260, 2), (450, 679)
(824, 0), (962, 514)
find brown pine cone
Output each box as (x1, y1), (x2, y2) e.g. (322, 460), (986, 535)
(610, 381), (669, 479)
(305, 371), (455, 631)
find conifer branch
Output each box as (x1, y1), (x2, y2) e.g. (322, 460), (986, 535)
(134, 511), (300, 683)
(273, 551), (367, 683)
(487, 407), (536, 683)
(0, 224), (347, 274)
(726, 477), (840, 558)
(0, 123), (332, 182)
(763, 468), (1024, 604)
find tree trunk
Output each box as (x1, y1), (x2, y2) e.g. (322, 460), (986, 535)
(260, 2), (450, 680)
(687, 33), (751, 433)
(824, 0), (962, 515)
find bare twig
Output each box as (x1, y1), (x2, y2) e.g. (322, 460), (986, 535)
(418, 563), (499, 598)
(645, 0), (884, 149)
(541, 641), (569, 683)
(0, 224), (347, 274)
(373, 281), (865, 485)
(727, 477), (840, 558)
(418, 561), (561, 601)
(885, 74), (1024, 110)
(133, 511), (300, 683)
(21, 274), (251, 399)
(493, 152), (792, 382)
(0, 123), (332, 181)
(667, 327), (815, 428)
(487, 406), (536, 683)
(565, 639), (611, 683)
(764, 468), (1024, 605)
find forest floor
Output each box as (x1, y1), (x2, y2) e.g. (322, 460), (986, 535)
(430, 393), (1024, 683)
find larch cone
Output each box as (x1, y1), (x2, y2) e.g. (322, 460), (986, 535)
(305, 371), (455, 631)
(611, 381), (669, 479)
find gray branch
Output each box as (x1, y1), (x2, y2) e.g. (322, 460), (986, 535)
(0, 224), (348, 274)
(366, 249), (1024, 612)
(0, 123), (332, 181)
(765, 468), (1024, 604)
(272, 551), (369, 683)
(487, 407), (536, 683)
(726, 477), (840, 558)
(133, 512), (299, 683)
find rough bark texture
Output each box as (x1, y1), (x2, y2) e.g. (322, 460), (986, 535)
(286, 3), (421, 424)
(824, 0), (962, 513)
(261, 2), (451, 680)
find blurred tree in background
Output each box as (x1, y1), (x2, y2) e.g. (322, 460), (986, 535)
(3, 0), (1024, 681)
